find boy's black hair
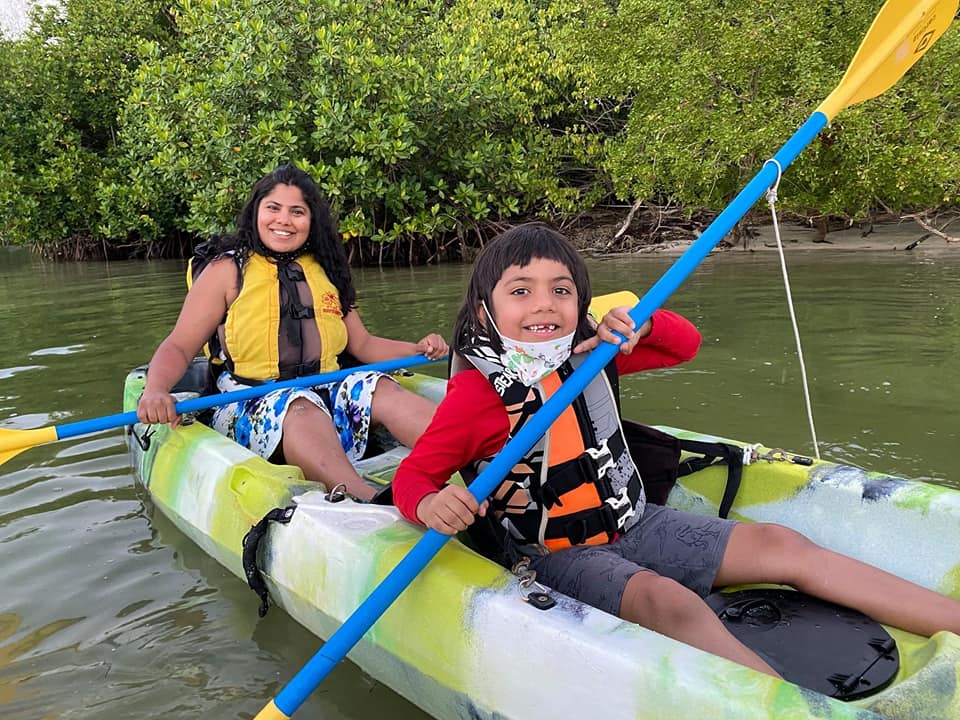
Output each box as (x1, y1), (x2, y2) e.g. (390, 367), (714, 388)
(452, 223), (594, 355)
(198, 163), (356, 315)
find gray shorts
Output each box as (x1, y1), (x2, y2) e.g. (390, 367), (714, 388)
(528, 504), (736, 616)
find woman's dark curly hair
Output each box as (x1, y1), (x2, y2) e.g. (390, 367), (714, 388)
(202, 163), (356, 315)
(451, 223), (593, 355)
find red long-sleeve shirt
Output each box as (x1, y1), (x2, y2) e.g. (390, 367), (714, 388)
(392, 309), (701, 523)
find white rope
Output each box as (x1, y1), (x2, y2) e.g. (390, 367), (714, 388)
(763, 159), (821, 460)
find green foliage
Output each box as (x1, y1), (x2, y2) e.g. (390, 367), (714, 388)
(441, 0), (609, 213)
(0, 0), (175, 248)
(2, 0), (959, 255)
(103, 0), (587, 246)
(572, 0), (960, 219)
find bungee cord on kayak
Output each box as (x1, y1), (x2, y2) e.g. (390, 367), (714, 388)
(763, 157), (822, 460)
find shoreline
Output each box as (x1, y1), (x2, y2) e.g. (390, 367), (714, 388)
(4, 215), (957, 264)
(573, 216), (959, 257)
(738, 220), (958, 254)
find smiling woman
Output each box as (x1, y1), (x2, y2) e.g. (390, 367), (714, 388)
(135, 163), (449, 501)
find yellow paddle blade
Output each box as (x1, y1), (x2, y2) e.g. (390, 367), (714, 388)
(588, 291), (640, 322)
(254, 700), (291, 720)
(818, 0), (958, 120)
(0, 426), (59, 466)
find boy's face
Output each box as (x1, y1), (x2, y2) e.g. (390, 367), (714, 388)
(484, 258), (579, 343)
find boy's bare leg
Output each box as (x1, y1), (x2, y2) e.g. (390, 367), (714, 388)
(620, 571), (780, 677)
(716, 523), (960, 637)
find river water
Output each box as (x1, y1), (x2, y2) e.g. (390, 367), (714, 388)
(1, 238), (958, 718)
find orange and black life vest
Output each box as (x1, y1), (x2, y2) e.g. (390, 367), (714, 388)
(458, 344), (646, 558)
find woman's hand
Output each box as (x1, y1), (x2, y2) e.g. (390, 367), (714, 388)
(573, 306), (650, 355)
(137, 388), (180, 427)
(416, 485), (487, 534)
(415, 333), (449, 360)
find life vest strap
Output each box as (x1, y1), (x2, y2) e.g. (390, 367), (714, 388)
(488, 479), (531, 514)
(541, 500), (623, 546)
(277, 360), (321, 381)
(543, 478), (644, 548)
(542, 433), (626, 504)
(227, 361), (325, 386)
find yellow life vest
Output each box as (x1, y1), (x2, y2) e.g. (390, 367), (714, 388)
(186, 246), (239, 374)
(223, 253), (348, 382)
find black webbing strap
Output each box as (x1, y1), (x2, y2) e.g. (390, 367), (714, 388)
(677, 439), (744, 519)
(541, 432), (627, 501)
(241, 505), (297, 617)
(542, 503), (620, 546)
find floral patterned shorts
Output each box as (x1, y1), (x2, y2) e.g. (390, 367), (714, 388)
(210, 370), (387, 461)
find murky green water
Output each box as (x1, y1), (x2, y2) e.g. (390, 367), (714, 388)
(1, 240), (958, 718)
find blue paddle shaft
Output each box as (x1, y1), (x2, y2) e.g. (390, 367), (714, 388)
(273, 112), (830, 715)
(54, 354), (443, 441)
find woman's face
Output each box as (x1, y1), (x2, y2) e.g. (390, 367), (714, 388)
(486, 257), (579, 342)
(256, 183), (311, 254)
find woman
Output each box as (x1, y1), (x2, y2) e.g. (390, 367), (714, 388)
(137, 164), (447, 501)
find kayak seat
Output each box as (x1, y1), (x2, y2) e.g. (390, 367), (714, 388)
(170, 356), (216, 395)
(706, 587), (900, 700)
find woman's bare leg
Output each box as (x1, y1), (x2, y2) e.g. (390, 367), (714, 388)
(620, 571), (780, 677)
(369, 377), (438, 448)
(280, 398), (374, 500)
(715, 523), (960, 637)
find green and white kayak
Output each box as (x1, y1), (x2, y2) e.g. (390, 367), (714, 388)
(123, 363), (960, 720)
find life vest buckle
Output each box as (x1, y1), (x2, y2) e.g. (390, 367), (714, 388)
(289, 305), (315, 320)
(584, 439), (615, 480)
(604, 486), (635, 529)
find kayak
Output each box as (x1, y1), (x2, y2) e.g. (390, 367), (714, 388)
(123, 360), (960, 720)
